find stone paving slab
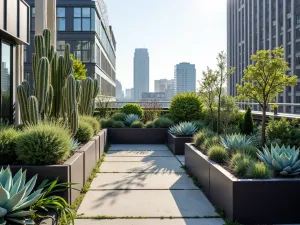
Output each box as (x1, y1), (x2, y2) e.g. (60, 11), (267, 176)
(104, 156), (179, 162)
(77, 190), (218, 217)
(109, 144), (169, 151)
(106, 150), (174, 157)
(75, 218), (225, 225)
(100, 161), (184, 173)
(175, 155), (185, 163)
(90, 173), (198, 190)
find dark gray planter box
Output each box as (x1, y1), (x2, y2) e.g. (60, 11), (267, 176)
(92, 135), (100, 160)
(107, 128), (167, 144)
(185, 143), (300, 224)
(76, 140), (97, 182)
(168, 132), (193, 155)
(39, 212), (59, 225)
(98, 130), (106, 157)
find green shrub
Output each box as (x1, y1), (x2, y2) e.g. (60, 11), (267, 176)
(236, 145), (258, 159)
(14, 124), (25, 131)
(202, 136), (220, 150)
(145, 121), (154, 128)
(207, 145), (228, 163)
(192, 120), (206, 130)
(246, 162), (271, 179)
(16, 123), (71, 165)
(100, 118), (115, 128)
(170, 92), (202, 122)
(266, 117), (293, 145)
(160, 113), (173, 120)
(130, 121), (144, 128)
(242, 107), (254, 135)
(112, 120), (125, 128)
(153, 117), (174, 128)
(121, 103), (144, 118)
(79, 115), (100, 134)
(0, 128), (19, 164)
(230, 153), (254, 177)
(111, 112), (127, 121)
(193, 128), (216, 148)
(75, 121), (94, 142)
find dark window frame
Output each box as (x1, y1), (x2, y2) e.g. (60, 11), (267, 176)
(73, 7), (92, 31)
(57, 7), (66, 31)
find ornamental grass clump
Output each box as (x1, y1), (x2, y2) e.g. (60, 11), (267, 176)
(16, 123), (71, 165)
(153, 117), (174, 128)
(246, 162), (271, 179)
(193, 128), (216, 148)
(111, 112), (127, 121)
(79, 115), (100, 134)
(230, 153), (254, 177)
(75, 120), (94, 143)
(130, 121), (144, 128)
(0, 128), (19, 164)
(207, 145), (228, 163)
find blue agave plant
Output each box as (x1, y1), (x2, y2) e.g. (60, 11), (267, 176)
(0, 167), (43, 225)
(221, 133), (253, 152)
(70, 138), (80, 151)
(124, 114), (140, 125)
(257, 144), (300, 176)
(168, 122), (198, 137)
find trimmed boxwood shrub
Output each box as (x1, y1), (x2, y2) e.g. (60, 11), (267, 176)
(100, 118), (115, 128)
(0, 128), (19, 164)
(170, 92), (202, 122)
(153, 118), (174, 128)
(111, 112), (127, 121)
(130, 121), (144, 128)
(113, 120), (125, 128)
(79, 115), (100, 134)
(75, 121), (94, 142)
(121, 103), (144, 118)
(16, 123), (71, 165)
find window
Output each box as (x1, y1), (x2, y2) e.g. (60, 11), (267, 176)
(1, 41), (12, 123)
(287, 32), (291, 42)
(287, 44), (291, 55)
(57, 40), (66, 56)
(57, 8), (66, 31)
(73, 7), (94, 31)
(73, 41), (94, 63)
(31, 7), (35, 31)
(96, 45), (100, 66)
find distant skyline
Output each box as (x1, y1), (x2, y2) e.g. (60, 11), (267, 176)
(105, 0), (227, 91)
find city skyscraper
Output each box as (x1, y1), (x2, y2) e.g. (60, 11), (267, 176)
(116, 80), (123, 100)
(174, 62), (196, 94)
(154, 79), (175, 100)
(227, 0), (300, 113)
(134, 48), (149, 101)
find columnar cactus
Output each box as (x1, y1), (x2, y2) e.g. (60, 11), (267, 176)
(78, 77), (99, 116)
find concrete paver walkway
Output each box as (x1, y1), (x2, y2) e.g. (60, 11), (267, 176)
(75, 144), (224, 225)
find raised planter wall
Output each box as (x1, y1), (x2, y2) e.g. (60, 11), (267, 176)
(168, 133), (193, 155)
(107, 128), (168, 144)
(1, 131), (106, 204)
(185, 143), (300, 224)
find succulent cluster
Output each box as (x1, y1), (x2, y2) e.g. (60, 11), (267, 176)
(257, 144), (300, 176)
(169, 122), (198, 137)
(0, 167), (43, 225)
(124, 114), (141, 125)
(221, 133), (253, 152)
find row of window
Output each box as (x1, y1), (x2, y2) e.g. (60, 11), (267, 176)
(100, 77), (116, 97)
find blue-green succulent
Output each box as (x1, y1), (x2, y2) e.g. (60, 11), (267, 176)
(124, 114), (140, 125)
(0, 167), (43, 225)
(168, 122), (198, 137)
(221, 133), (253, 152)
(257, 144), (300, 176)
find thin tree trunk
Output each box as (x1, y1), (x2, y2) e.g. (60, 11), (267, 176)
(217, 91), (221, 133)
(210, 107), (214, 131)
(261, 105), (267, 146)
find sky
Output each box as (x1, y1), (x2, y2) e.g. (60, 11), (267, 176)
(105, 0), (227, 92)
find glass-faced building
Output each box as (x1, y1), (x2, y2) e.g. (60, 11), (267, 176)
(0, 0), (30, 123)
(24, 0), (116, 99)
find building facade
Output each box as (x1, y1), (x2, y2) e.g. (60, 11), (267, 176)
(174, 62), (196, 94)
(24, 0), (117, 99)
(141, 92), (167, 101)
(116, 79), (123, 100)
(154, 79), (174, 100)
(134, 48), (149, 101)
(0, 0), (30, 123)
(227, 0), (300, 113)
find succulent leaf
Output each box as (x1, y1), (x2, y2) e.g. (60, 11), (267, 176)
(168, 122), (198, 136)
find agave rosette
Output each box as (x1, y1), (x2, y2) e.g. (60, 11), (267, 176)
(168, 122), (198, 136)
(124, 114), (140, 125)
(221, 133), (253, 152)
(0, 167), (43, 225)
(257, 144), (300, 176)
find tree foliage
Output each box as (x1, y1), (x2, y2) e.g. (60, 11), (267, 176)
(242, 106), (254, 135)
(236, 47), (297, 144)
(71, 54), (87, 80)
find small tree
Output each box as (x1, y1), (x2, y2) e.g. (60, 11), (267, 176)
(71, 54), (87, 80)
(236, 47), (297, 145)
(242, 106), (254, 135)
(216, 51), (235, 133)
(198, 67), (218, 130)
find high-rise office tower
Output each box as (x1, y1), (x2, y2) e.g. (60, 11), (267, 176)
(24, 0), (117, 100)
(174, 62), (196, 94)
(227, 0), (300, 113)
(116, 80), (123, 100)
(154, 79), (175, 100)
(134, 48), (149, 101)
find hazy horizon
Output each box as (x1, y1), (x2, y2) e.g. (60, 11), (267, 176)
(105, 0), (227, 92)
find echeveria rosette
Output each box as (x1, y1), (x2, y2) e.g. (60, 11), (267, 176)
(168, 122), (198, 137)
(0, 167), (43, 224)
(257, 144), (300, 176)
